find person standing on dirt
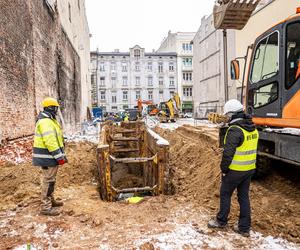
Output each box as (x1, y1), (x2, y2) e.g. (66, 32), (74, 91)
(208, 99), (258, 237)
(33, 97), (67, 216)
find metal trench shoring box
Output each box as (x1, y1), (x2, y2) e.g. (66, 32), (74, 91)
(96, 121), (169, 201)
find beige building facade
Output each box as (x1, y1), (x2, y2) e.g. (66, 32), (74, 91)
(192, 16), (236, 117)
(158, 32), (196, 113)
(57, 0), (91, 121)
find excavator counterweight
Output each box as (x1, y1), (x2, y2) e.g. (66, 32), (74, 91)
(213, 0), (261, 30)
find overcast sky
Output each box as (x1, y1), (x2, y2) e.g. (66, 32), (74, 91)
(85, 0), (215, 52)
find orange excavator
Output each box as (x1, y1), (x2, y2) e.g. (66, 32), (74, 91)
(137, 99), (159, 117)
(212, 1), (300, 176)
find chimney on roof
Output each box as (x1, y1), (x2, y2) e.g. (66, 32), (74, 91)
(114, 49), (119, 53)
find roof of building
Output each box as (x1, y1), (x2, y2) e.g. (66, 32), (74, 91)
(90, 51), (177, 57)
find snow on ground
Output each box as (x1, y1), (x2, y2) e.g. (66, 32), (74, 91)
(145, 116), (219, 131)
(65, 123), (100, 144)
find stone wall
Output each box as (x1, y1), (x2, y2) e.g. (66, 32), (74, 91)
(0, 0), (81, 141)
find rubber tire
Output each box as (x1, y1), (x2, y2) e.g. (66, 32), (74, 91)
(253, 155), (271, 179)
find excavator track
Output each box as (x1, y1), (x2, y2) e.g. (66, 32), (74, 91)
(213, 0), (261, 30)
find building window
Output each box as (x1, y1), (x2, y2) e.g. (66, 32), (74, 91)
(99, 77), (105, 86)
(135, 62), (140, 72)
(134, 49), (140, 58)
(158, 62), (163, 73)
(148, 90), (153, 100)
(123, 105), (129, 109)
(123, 91), (128, 100)
(122, 62), (127, 72)
(111, 62), (116, 71)
(136, 90), (141, 100)
(112, 94), (117, 103)
(169, 62), (174, 71)
(159, 90), (163, 100)
(68, 3), (72, 22)
(182, 58), (192, 66)
(91, 74), (96, 85)
(183, 87), (193, 97)
(135, 76), (140, 86)
(99, 62), (105, 71)
(112, 106), (118, 111)
(100, 91), (106, 100)
(182, 43), (192, 51)
(169, 77), (175, 86)
(183, 72), (192, 81)
(170, 90), (175, 97)
(122, 76), (128, 86)
(148, 76), (153, 86)
(159, 77), (164, 86)
(111, 77), (116, 88)
(147, 62), (152, 71)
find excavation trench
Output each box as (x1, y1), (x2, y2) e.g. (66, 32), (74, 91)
(96, 121), (170, 201)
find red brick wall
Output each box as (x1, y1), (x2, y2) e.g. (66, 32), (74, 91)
(0, 0), (81, 142)
(0, 0), (36, 141)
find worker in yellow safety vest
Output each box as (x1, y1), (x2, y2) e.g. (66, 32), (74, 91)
(124, 112), (129, 122)
(208, 99), (258, 237)
(33, 97), (67, 216)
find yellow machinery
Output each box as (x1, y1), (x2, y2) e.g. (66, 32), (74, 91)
(158, 93), (181, 123)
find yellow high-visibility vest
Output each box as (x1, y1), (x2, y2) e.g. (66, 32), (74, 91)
(224, 125), (259, 171)
(33, 112), (65, 167)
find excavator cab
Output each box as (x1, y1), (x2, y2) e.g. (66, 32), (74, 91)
(213, 0), (261, 30)
(245, 14), (300, 128)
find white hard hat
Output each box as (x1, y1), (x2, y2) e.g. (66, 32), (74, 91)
(223, 99), (243, 115)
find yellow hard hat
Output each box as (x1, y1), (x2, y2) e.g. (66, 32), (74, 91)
(42, 97), (60, 108)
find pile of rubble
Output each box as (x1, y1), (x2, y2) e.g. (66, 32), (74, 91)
(0, 137), (33, 165)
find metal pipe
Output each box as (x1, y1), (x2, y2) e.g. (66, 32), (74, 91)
(223, 29), (229, 102)
(115, 186), (156, 194)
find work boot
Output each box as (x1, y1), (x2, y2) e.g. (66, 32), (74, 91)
(51, 199), (64, 207)
(207, 218), (227, 229)
(233, 224), (250, 237)
(40, 208), (60, 216)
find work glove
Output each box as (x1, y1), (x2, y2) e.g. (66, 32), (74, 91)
(57, 159), (66, 165)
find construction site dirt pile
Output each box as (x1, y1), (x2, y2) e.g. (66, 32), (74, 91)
(0, 141), (97, 211)
(155, 125), (300, 243)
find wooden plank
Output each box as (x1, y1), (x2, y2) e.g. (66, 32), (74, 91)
(112, 148), (140, 153)
(110, 136), (139, 141)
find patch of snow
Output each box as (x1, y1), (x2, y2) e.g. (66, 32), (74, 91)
(264, 127), (300, 136)
(14, 244), (39, 250)
(251, 232), (299, 250)
(147, 128), (169, 146)
(65, 123), (100, 144)
(135, 223), (235, 250)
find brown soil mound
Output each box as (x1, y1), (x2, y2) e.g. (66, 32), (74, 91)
(155, 125), (300, 243)
(0, 141), (97, 210)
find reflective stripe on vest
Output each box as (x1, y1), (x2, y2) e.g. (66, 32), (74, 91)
(224, 125), (259, 171)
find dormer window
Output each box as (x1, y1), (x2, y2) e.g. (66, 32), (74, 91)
(134, 49), (140, 58)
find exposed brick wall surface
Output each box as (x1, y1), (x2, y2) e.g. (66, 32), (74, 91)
(0, 0), (36, 141)
(0, 0), (81, 142)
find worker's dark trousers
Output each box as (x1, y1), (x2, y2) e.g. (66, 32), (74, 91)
(216, 169), (255, 232)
